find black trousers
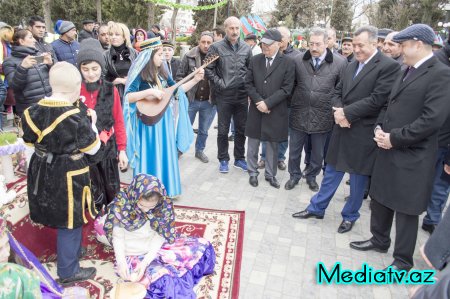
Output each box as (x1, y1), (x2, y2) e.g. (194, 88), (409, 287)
(288, 129), (328, 181)
(216, 100), (247, 161)
(424, 207), (450, 270)
(370, 199), (419, 269)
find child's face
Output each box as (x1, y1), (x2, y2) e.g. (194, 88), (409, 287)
(80, 61), (102, 83)
(137, 195), (160, 213)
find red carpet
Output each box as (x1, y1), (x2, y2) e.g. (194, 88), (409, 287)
(2, 177), (245, 299)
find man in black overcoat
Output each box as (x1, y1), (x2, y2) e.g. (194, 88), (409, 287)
(350, 24), (450, 272)
(292, 26), (400, 234)
(245, 29), (295, 188)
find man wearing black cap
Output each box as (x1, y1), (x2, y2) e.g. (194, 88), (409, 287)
(377, 28), (393, 49)
(162, 40), (181, 79)
(78, 20), (96, 42)
(350, 24), (450, 272)
(244, 33), (261, 56)
(339, 36), (355, 62)
(245, 29), (294, 188)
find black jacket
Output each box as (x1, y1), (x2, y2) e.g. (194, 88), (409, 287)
(370, 56), (450, 215)
(206, 37), (252, 102)
(168, 57), (181, 80)
(78, 29), (95, 43)
(34, 37), (58, 63)
(3, 46), (52, 114)
(176, 46), (209, 101)
(326, 51), (401, 175)
(290, 49), (347, 133)
(434, 41), (450, 67)
(245, 52), (295, 142)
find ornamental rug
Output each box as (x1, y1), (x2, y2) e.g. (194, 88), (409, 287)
(2, 177), (245, 299)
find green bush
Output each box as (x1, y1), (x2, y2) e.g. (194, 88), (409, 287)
(176, 36), (190, 43)
(0, 132), (18, 146)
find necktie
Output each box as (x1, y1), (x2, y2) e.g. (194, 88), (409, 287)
(314, 57), (320, 70)
(353, 62), (365, 79)
(266, 57), (273, 69)
(403, 66), (416, 82)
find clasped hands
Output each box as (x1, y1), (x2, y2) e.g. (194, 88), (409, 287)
(257, 100), (270, 114)
(373, 128), (392, 150)
(332, 107), (350, 128)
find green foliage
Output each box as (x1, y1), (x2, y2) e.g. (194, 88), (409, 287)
(330, 0), (352, 32)
(374, 0), (445, 30)
(176, 36), (190, 43)
(0, 0), (164, 31)
(271, 0), (331, 29)
(0, 132), (18, 146)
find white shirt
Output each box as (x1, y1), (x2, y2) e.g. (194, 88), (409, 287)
(362, 49), (378, 65)
(265, 52), (278, 67)
(413, 53), (434, 69)
(112, 223), (166, 265)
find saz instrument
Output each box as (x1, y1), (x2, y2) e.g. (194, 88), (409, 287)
(136, 54), (219, 125)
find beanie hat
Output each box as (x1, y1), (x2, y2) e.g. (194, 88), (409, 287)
(58, 20), (76, 35)
(77, 38), (106, 70)
(49, 62), (81, 93)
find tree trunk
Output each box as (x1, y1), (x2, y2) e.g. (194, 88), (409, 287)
(96, 0), (102, 23)
(170, 2), (180, 44)
(147, 2), (155, 30)
(42, 0), (52, 33)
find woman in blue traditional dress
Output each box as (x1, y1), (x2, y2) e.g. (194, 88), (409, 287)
(123, 37), (200, 197)
(102, 173), (216, 298)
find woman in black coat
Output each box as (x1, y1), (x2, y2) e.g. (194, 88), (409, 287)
(3, 29), (52, 116)
(103, 22), (137, 104)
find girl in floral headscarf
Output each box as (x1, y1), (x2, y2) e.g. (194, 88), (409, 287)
(102, 174), (215, 298)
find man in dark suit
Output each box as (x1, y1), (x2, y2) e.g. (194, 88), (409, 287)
(350, 24), (450, 272)
(292, 26), (400, 234)
(245, 29), (295, 188)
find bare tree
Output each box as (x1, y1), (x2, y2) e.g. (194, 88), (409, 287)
(96, 0), (102, 23)
(170, 0), (181, 43)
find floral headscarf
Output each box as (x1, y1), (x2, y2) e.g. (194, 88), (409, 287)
(103, 174), (177, 244)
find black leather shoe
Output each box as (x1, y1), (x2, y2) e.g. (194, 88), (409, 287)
(338, 220), (354, 233)
(383, 263), (411, 272)
(277, 161), (286, 170)
(193, 128), (198, 134)
(346, 179), (350, 185)
(265, 177), (280, 189)
(422, 223), (436, 235)
(249, 176), (258, 187)
(350, 240), (388, 253)
(228, 135), (234, 141)
(306, 179), (319, 192)
(292, 209), (324, 219)
(284, 179), (299, 190)
(58, 267), (97, 286)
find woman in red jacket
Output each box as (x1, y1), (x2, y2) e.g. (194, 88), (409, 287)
(77, 38), (128, 211)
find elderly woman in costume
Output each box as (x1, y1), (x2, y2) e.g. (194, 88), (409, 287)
(102, 174), (215, 298)
(123, 37), (201, 197)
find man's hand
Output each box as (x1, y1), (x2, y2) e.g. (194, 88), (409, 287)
(256, 101), (270, 114)
(338, 119), (351, 128)
(43, 53), (52, 65)
(444, 164), (450, 175)
(373, 129), (392, 149)
(332, 107), (346, 124)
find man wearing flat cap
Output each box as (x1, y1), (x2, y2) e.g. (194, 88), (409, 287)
(162, 40), (181, 79)
(350, 24), (450, 272)
(245, 29), (295, 188)
(78, 20), (96, 42)
(244, 33), (262, 56)
(339, 36), (355, 62)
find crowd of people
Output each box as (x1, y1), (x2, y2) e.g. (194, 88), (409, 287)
(0, 13), (449, 298)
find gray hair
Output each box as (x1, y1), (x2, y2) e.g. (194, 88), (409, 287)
(277, 26), (291, 39)
(310, 27), (328, 43)
(354, 25), (378, 42)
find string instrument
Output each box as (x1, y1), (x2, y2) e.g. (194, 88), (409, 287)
(136, 54), (219, 126)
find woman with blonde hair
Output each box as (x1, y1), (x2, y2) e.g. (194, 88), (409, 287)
(103, 21), (137, 104)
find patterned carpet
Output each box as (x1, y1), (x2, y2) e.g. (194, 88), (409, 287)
(1, 177), (245, 298)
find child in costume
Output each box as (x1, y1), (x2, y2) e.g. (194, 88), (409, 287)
(123, 37), (202, 197)
(77, 38), (128, 211)
(21, 62), (100, 285)
(102, 173), (215, 298)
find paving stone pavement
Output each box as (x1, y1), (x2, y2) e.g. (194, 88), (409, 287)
(120, 119), (437, 299)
